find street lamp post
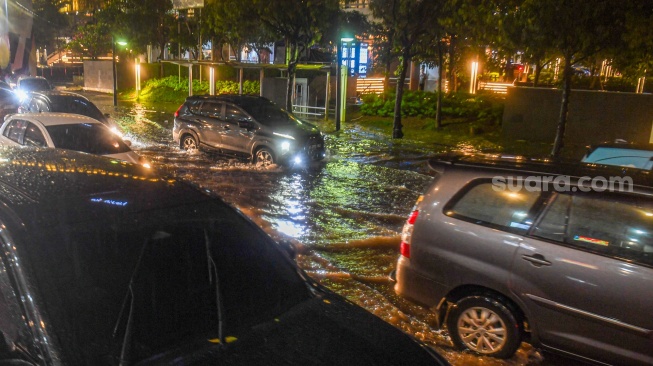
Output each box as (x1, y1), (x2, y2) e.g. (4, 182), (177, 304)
(335, 37), (353, 131)
(112, 37), (127, 107)
(112, 36), (117, 106)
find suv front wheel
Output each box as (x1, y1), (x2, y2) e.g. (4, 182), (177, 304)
(446, 295), (523, 359)
(254, 147), (275, 167)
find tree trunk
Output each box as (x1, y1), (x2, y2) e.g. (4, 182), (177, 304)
(447, 35), (457, 94)
(392, 54), (409, 138)
(436, 41), (444, 129)
(551, 57), (573, 158)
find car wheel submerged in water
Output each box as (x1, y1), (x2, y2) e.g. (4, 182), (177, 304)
(446, 296), (523, 359)
(254, 147), (275, 167)
(181, 134), (198, 151)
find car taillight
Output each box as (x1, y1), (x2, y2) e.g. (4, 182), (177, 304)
(174, 104), (183, 118)
(400, 241), (410, 258)
(407, 209), (419, 225)
(400, 209), (419, 259)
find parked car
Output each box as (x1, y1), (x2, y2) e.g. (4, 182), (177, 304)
(582, 141), (653, 170)
(0, 147), (449, 366)
(15, 76), (53, 95)
(393, 153), (653, 365)
(173, 95), (326, 167)
(0, 112), (148, 166)
(17, 90), (123, 136)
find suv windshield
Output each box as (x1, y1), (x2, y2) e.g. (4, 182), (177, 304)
(21, 197), (311, 364)
(235, 98), (298, 127)
(46, 123), (130, 154)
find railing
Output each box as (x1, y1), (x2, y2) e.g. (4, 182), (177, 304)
(477, 81), (511, 94)
(357, 77), (384, 94)
(292, 105), (328, 119)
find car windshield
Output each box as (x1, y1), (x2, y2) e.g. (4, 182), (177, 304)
(21, 197), (311, 364)
(18, 78), (50, 92)
(46, 123), (131, 154)
(49, 95), (106, 122)
(236, 98), (299, 127)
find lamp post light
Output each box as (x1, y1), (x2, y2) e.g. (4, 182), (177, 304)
(112, 37), (127, 107)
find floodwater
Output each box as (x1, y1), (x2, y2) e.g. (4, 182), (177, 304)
(91, 93), (583, 366)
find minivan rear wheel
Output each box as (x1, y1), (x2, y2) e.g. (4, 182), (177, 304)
(180, 134), (198, 151)
(254, 148), (275, 167)
(446, 296), (522, 359)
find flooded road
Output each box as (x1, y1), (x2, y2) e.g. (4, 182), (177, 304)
(92, 94), (581, 366)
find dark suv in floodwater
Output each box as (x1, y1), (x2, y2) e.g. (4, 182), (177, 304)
(394, 153), (653, 365)
(173, 95), (326, 167)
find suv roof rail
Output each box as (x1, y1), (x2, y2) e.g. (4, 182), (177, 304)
(428, 152), (653, 188)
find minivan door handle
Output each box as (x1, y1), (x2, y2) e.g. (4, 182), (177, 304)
(522, 254), (552, 267)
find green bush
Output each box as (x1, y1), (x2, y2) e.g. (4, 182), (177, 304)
(359, 90), (504, 124)
(136, 76), (260, 104)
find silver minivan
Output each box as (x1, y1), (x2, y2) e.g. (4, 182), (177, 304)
(394, 153), (653, 365)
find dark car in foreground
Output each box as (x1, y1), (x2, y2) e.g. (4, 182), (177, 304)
(0, 147), (447, 366)
(394, 153), (652, 365)
(173, 95), (326, 167)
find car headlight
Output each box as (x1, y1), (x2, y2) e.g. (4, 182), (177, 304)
(281, 141), (290, 151)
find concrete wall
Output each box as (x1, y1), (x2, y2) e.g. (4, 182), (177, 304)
(502, 87), (653, 146)
(83, 60), (113, 93)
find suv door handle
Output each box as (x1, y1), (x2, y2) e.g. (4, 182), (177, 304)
(522, 254), (552, 267)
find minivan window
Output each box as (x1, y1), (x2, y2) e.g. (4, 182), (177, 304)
(533, 192), (653, 266)
(445, 181), (541, 233)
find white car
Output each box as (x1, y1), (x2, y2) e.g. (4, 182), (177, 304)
(0, 112), (149, 167)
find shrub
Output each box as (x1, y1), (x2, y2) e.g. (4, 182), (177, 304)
(135, 76), (260, 104)
(359, 90), (504, 124)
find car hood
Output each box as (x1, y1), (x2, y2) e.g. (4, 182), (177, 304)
(270, 121), (321, 141)
(138, 294), (447, 366)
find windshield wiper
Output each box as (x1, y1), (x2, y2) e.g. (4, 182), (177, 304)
(205, 228), (226, 346)
(112, 231), (169, 366)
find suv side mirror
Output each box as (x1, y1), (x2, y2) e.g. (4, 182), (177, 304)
(238, 120), (255, 130)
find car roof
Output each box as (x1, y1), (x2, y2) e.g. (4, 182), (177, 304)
(186, 94), (269, 103)
(429, 152), (653, 189)
(8, 112), (102, 126)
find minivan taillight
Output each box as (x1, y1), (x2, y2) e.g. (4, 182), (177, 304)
(400, 241), (411, 258)
(400, 209), (419, 258)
